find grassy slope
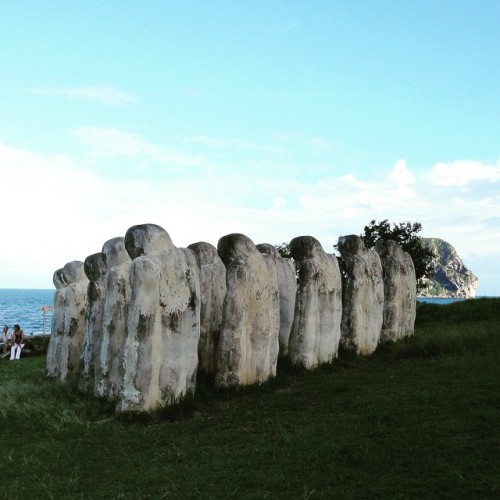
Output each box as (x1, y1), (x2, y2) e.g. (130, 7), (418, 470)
(0, 299), (499, 499)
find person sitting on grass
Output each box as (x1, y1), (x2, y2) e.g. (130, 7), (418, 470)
(2, 325), (12, 358)
(10, 324), (24, 361)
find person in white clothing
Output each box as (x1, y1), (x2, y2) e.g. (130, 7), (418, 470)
(10, 324), (24, 360)
(2, 325), (12, 357)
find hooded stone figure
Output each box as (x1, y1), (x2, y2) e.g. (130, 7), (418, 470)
(47, 260), (89, 383)
(256, 243), (296, 358)
(187, 241), (226, 376)
(215, 233), (280, 388)
(375, 239), (416, 342)
(78, 251), (109, 393)
(337, 235), (384, 355)
(94, 237), (132, 399)
(46, 268), (67, 378)
(287, 236), (342, 369)
(118, 224), (201, 412)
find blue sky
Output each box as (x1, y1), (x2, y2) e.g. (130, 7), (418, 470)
(1, 1), (499, 295)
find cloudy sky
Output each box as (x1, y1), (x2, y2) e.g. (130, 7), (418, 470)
(1, 1), (499, 295)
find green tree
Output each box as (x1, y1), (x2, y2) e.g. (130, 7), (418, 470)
(360, 219), (436, 291)
(275, 242), (291, 259)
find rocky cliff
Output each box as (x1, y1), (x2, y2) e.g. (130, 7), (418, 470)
(419, 238), (479, 298)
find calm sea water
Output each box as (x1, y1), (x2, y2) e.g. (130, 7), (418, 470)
(416, 297), (467, 305)
(0, 289), (55, 336)
(0, 289), (492, 337)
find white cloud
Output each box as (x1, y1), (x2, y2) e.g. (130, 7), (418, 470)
(389, 159), (415, 185)
(22, 86), (137, 107)
(74, 127), (145, 157)
(73, 127), (206, 169)
(428, 159), (500, 186)
(270, 197), (287, 210)
(1, 137), (499, 295)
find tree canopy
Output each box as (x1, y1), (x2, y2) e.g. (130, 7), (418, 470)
(275, 219), (435, 291)
(275, 242), (291, 259)
(360, 219), (436, 291)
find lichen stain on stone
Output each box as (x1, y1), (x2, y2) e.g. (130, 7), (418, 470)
(188, 292), (197, 310)
(88, 283), (101, 303)
(117, 280), (127, 297)
(235, 265), (246, 280)
(68, 317), (78, 337)
(137, 313), (149, 341)
(168, 311), (179, 331)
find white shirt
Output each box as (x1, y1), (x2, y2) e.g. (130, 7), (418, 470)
(2, 329), (12, 343)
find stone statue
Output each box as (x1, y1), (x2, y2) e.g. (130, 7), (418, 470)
(46, 268), (67, 378)
(47, 261), (89, 382)
(215, 234), (280, 388)
(118, 224), (201, 412)
(187, 242), (226, 376)
(287, 236), (342, 369)
(95, 237), (132, 399)
(78, 252), (108, 393)
(337, 235), (384, 355)
(376, 239), (416, 342)
(256, 243), (296, 358)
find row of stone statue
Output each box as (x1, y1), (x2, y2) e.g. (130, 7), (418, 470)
(46, 223), (416, 412)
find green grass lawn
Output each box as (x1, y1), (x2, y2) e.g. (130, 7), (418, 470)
(1, 299), (499, 499)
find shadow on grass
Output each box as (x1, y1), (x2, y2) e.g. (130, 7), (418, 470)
(115, 353), (366, 425)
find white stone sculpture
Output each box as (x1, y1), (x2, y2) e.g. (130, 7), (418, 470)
(47, 261), (89, 382)
(287, 236), (342, 369)
(187, 242), (226, 377)
(337, 235), (384, 355)
(95, 237), (132, 399)
(375, 239), (416, 342)
(256, 243), (296, 358)
(46, 268), (67, 378)
(118, 224), (201, 412)
(78, 252), (108, 393)
(215, 233), (280, 388)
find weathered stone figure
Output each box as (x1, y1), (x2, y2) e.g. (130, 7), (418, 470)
(47, 261), (89, 382)
(287, 236), (342, 369)
(337, 235), (384, 355)
(256, 243), (296, 358)
(375, 239), (416, 342)
(215, 234), (280, 388)
(118, 224), (201, 412)
(95, 237), (132, 399)
(46, 268), (67, 378)
(78, 252), (108, 393)
(187, 242), (226, 376)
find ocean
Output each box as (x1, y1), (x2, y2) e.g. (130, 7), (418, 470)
(0, 289), (492, 338)
(416, 297), (467, 305)
(0, 288), (55, 336)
